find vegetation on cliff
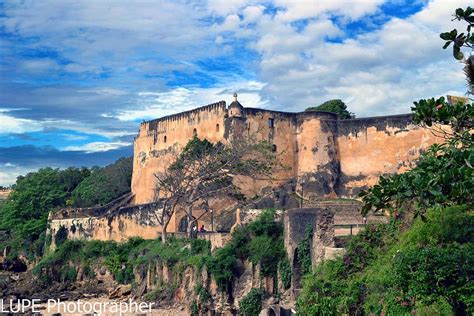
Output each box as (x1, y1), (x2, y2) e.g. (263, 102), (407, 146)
(209, 209), (287, 292)
(33, 237), (211, 286)
(297, 205), (473, 315)
(31, 208), (289, 314)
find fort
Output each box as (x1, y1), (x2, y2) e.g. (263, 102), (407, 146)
(49, 94), (442, 246)
(40, 95), (447, 310)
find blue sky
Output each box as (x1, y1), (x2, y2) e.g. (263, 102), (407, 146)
(0, 0), (470, 185)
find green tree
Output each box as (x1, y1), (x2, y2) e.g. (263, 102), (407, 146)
(305, 99), (354, 119)
(0, 167), (90, 257)
(155, 136), (279, 239)
(71, 157), (132, 207)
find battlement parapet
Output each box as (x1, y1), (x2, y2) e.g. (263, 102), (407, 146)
(142, 101), (227, 132)
(337, 113), (414, 136)
(51, 193), (134, 220)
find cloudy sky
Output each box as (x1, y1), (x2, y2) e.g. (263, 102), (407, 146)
(0, 0), (471, 185)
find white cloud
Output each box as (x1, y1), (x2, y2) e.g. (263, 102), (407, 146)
(108, 81), (267, 121)
(19, 58), (60, 74)
(62, 141), (130, 153)
(242, 6), (264, 23)
(0, 113), (43, 134)
(1, 0), (472, 136)
(274, 0), (385, 21)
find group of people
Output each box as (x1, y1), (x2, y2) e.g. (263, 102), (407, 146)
(191, 224), (207, 238)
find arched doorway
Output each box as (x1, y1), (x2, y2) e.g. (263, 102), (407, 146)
(178, 216), (188, 233)
(178, 216), (197, 233)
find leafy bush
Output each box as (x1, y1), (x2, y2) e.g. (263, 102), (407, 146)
(239, 288), (264, 316)
(278, 258), (291, 290)
(63, 266), (77, 282)
(248, 235), (284, 276)
(297, 225), (313, 276)
(209, 209), (286, 293)
(208, 244), (237, 292)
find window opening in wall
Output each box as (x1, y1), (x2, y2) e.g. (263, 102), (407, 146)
(193, 128), (197, 136)
(164, 135), (167, 143)
(272, 144), (277, 152)
(216, 124), (220, 132)
(268, 118), (275, 128)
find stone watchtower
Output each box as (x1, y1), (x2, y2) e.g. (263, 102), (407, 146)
(228, 93), (244, 118)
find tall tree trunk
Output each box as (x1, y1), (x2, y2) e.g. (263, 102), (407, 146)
(187, 205), (195, 238)
(161, 221), (168, 244)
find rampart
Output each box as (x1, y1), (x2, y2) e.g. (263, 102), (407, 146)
(49, 97), (443, 245)
(132, 98), (442, 204)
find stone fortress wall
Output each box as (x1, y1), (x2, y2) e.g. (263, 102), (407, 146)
(132, 97), (441, 204)
(49, 96), (443, 240)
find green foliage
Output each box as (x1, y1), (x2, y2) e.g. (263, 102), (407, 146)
(297, 205), (474, 315)
(278, 258), (291, 290)
(209, 209), (286, 292)
(71, 157), (132, 207)
(171, 136), (215, 170)
(208, 243), (237, 292)
(305, 99), (354, 119)
(63, 266), (77, 282)
(440, 7), (474, 60)
(360, 7), (474, 219)
(249, 235), (284, 276)
(239, 288), (264, 316)
(34, 236), (211, 286)
(190, 300), (199, 316)
(193, 283), (212, 314)
(297, 225), (313, 276)
(0, 167), (90, 257)
(360, 125), (473, 219)
(360, 97), (473, 218)
(412, 96), (473, 135)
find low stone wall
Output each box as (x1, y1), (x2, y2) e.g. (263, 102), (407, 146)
(49, 197), (233, 251)
(304, 199), (387, 225)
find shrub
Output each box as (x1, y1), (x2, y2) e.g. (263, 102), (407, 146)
(63, 266), (77, 282)
(249, 235), (284, 276)
(209, 244), (237, 291)
(278, 258), (291, 290)
(239, 288), (264, 316)
(297, 224), (313, 276)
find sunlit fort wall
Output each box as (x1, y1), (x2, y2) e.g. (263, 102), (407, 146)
(48, 95), (443, 243)
(131, 95), (443, 204)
